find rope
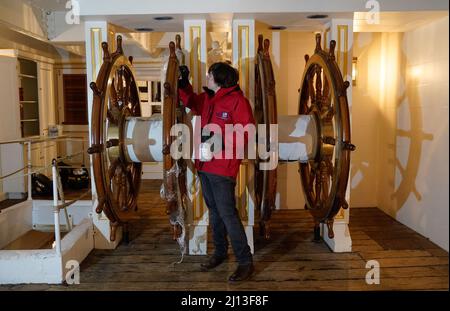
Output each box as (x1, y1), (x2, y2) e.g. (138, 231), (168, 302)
(0, 151), (88, 182)
(56, 190), (92, 210)
(162, 162), (187, 266)
(0, 166), (28, 180)
(55, 151), (85, 163)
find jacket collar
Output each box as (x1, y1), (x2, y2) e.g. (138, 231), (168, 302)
(203, 85), (241, 99)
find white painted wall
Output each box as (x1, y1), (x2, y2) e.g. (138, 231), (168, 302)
(352, 16), (449, 251)
(0, 54), (25, 198)
(352, 32), (385, 208)
(396, 16), (449, 251)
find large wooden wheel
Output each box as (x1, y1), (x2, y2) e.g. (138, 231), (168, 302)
(88, 35), (142, 241)
(254, 35), (277, 239)
(161, 39), (188, 240)
(298, 33), (355, 238)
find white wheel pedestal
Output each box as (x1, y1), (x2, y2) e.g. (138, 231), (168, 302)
(322, 209), (352, 253)
(244, 225), (254, 254)
(188, 212), (209, 255)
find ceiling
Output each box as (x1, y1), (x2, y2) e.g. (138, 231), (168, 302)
(15, 1), (448, 59)
(26, 0), (448, 33)
(27, 0), (67, 11)
(83, 11), (448, 33)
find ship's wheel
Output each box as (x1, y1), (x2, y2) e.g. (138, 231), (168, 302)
(88, 36), (187, 242)
(88, 35), (142, 241)
(254, 35), (277, 239)
(298, 34), (355, 238)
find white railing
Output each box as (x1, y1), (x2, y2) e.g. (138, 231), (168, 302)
(51, 158), (91, 255)
(0, 135), (87, 201)
(0, 135), (90, 256)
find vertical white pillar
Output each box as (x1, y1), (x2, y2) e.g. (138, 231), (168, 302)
(184, 19), (209, 255)
(232, 19), (255, 254)
(321, 19), (354, 252)
(84, 21), (121, 249)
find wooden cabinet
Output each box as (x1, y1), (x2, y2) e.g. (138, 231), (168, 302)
(0, 49), (57, 198)
(18, 58), (40, 137)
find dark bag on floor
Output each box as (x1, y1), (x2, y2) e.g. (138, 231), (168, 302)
(31, 173), (53, 196)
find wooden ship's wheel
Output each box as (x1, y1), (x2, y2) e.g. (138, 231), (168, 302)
(298, 34), (355, 239)
(254, 33), (355, 240)
(88, 35), (186, 241)
(254, 35), (277, 239)
(87, 35), (142, 241)
(161, 38), (188, 240)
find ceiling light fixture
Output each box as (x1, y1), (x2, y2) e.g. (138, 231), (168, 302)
(269, 26), (287, 30)
(135, 27), (154, 32)
(154, 16), (173, 21)
(307, 14), (329, 19)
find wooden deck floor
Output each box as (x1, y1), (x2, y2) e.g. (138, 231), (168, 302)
(1, 180), (448, 291)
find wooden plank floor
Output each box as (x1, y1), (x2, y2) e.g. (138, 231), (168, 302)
(1, 180), (448, 291)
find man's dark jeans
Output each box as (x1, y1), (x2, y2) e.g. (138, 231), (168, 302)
(198, 171), (253, 265)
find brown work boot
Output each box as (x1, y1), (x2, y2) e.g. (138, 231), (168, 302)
(228, 263), (254, 282)
(200, 255), (227, 271)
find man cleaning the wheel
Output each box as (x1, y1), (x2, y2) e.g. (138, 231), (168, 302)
(178, 62), (255, 282)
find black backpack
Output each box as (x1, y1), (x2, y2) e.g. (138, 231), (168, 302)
(31, 173), (53, 196)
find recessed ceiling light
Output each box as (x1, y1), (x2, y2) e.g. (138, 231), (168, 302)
(269, 26), (287, 30)
(154, 16), (173, 21)
(307, 14), (329, 19)
(135, 27), (154, 32)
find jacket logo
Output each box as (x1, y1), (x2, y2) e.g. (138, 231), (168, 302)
(216, 111), (229, 120)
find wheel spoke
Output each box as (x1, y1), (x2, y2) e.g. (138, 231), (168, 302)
(319, 161), (328, 203)
(323, 75), (329, 101)
(126, 167), (135, 196)
(111, 78), (117, 101)
(121, 171), (128, 210)
(107, 109), (118, 125)
(315, 66), (322, 110)
(108, 159), (120, 180)
(308, 67), (316, 107)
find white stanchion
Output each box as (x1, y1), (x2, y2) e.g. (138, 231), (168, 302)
(51, 159), (62, 256)
(27, 141), (32, 201)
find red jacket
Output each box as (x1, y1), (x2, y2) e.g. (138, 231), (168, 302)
(179, 84), (255, 179)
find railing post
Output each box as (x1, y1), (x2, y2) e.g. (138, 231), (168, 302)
(27, 141), (32, 201)
(52, 159), (62, 256)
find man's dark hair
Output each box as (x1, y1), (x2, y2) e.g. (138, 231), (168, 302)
(208, 62), (239, 88)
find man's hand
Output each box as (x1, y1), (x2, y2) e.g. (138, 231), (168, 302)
(178, 65), (190, 89)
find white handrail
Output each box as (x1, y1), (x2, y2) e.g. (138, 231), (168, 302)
(0, 135), (88, 201)
(52, 159), (62, 256)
